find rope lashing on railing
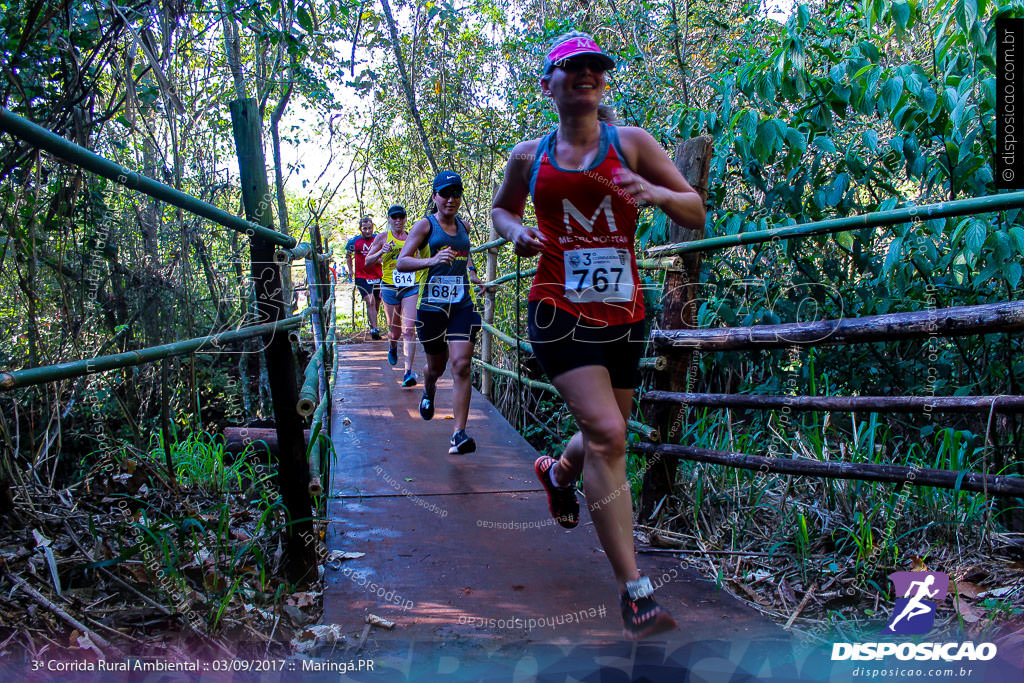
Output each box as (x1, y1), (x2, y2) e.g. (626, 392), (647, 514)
(471, 358), (660, 442)
(638, 356), (668, 371)
(631, 442), (1024, 497)
(646, 190), (1024, 257)
(641, 392), (1024, 413)
(651, 300), (1024, 351)
(0, 309), (312, 391)
(0, 107), (296, 248)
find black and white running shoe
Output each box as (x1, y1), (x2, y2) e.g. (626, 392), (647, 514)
(419, 391), (434, 420)
(448, 430), (476, 455)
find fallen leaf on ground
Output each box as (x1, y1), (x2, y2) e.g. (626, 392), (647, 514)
(954, 581), (985, 599)
(291, 624), (345, 654)
(326, 550), (364, 563)
(366, 614), (395, 629)
(978, 586), (1016, 599)
(292, 592), (316, 608)
(283, 604), (307, 627)
(951, 595), (985, 624)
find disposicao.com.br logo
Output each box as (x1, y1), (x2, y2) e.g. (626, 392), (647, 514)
(831, 571), (998, 662)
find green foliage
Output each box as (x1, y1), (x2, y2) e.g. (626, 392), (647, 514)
(147, 430), (257, 491)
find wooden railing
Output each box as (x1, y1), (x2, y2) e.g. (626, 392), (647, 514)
(470, 136), (1024, 518)
(0, 104), (336, 581)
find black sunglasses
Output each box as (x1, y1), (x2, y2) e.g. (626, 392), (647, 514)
(389, 213), (406, 219)
(438, 187), (463, 199)
(557, 56), (608, 73)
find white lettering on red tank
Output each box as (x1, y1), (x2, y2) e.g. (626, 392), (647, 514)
(562, 195), (617, 234)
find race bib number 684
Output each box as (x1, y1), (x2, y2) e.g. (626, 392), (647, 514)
(426, 275), (463, 304)
(563, 248), (634, 303)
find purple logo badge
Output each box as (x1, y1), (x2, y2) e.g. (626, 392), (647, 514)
(886, 571), (949, 635)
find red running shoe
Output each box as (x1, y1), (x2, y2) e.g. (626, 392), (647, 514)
(621, 577), (678, 640)
(533, 456), (579, 529)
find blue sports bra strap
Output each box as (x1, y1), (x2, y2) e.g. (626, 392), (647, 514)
(528, 129), (557, 198)
(605, 122), (632, 172)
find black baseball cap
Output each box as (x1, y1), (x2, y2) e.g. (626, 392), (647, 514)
(432, 170), (463, 194)
(387, 204), (406, 217)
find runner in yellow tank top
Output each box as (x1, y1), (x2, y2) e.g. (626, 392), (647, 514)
(366, 205), (424, 386)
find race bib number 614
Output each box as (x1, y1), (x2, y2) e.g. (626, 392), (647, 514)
(393, 269), (415, 287)
(563, 248), (634, 303)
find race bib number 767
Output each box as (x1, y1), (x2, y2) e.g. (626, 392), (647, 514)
(563, 248), (634, 303)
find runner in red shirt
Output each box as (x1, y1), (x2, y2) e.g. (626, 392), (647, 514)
(492, 31), (706, 640)
(346, 216), (383, 339)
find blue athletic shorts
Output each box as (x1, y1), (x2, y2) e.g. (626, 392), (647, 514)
(380, 285), (418, 306)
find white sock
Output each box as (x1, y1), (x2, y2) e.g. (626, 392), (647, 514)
(549, 463), (562, 488)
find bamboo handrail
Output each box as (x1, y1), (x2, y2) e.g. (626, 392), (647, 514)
(471, 358), (659, 441)
(297, 344), (325, 416)
(478, 323), (664, 370)
(0, 311), (311, 390)
(0, 107), (295, 248)
(470, 237), (508, 253)
(642, 391), (1024, 413)
(480, 322), (533, 354)
(631, 443), (1024, 498)
(479, 256), (682, 288)
(274, 242), (313, 264)
(652, 300), (1024, 351)
(646, 190), (1024, 257)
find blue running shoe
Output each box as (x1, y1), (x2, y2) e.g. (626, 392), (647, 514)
(402, 370), (417, 387)
(387, 344), (398, 366)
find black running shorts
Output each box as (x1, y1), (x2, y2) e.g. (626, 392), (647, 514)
(355, 277), (381, 299)
(416, 304), (481, 355)
(527, 300), (645, 389)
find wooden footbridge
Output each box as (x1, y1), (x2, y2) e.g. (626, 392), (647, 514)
(320, 342), (784, 653)
(3, 103), (1024, 674)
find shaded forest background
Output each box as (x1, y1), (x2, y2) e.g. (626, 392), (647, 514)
(0, 0), (1022, 653)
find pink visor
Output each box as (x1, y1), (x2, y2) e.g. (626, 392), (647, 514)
(542, 36), (615, 76)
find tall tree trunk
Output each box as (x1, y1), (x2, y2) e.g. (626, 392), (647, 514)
(271, 70), (294, 315)
(379, 0), (438, 174)
(217, 0), (246, 100)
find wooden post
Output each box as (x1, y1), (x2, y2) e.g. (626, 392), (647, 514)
(481, 222), (498, 400)
(229, 98), (316, 583)
(639, 136), (712, 521)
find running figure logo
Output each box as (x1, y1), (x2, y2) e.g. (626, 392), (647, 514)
(886, 571), (949, 635)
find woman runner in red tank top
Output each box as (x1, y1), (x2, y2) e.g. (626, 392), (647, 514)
(492, 31), (706, 640)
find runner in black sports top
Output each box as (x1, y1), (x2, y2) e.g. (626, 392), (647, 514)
(396, 171), (485, 455)
(491, 31), (706, 640)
